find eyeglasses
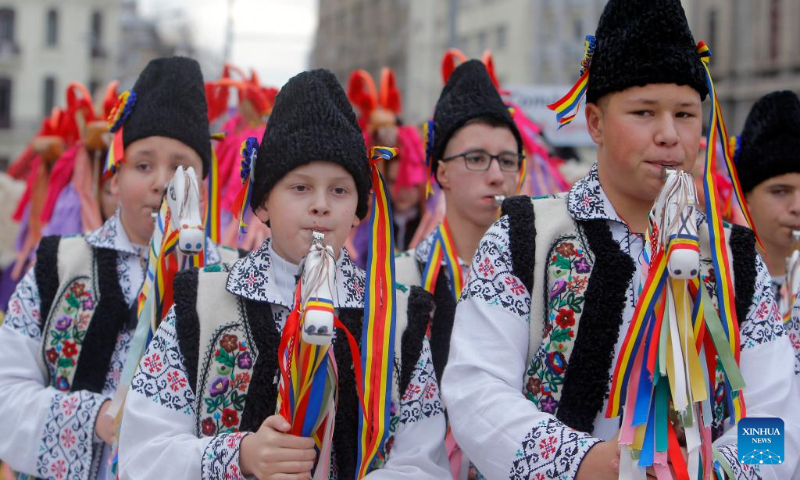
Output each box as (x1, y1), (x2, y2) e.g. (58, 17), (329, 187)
(442, 150), (525, 172)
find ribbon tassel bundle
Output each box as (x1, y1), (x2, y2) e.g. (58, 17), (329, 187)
(606, 169), (747, 480)
(276, 232), (340, 479)
(276, 147), (398, 478)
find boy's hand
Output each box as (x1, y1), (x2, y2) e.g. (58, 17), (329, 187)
(576, 431), (620, 480)
(240, 415), (316, 480)
(95, 400), (116, 445)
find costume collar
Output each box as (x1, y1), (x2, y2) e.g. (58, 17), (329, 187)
(414, 223), (469, 268)
(85, 211), (146, 256)
(226, 237), (366, 309)
(567, 163), (706, 229)
(567, 163), (624, 224)
(84, 209), (223, 264)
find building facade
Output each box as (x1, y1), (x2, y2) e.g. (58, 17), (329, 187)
(310, 0), (411, 116)
(687, 0), (800, 131)
(0, 0), (122, 170)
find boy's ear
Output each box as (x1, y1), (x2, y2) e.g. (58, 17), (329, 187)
(352, 214), (361, 228)
(436, 160), (450, 190)
(254, 203), (269, 224)
(109, 172), (121, 197)
(585, 102), (604, 146)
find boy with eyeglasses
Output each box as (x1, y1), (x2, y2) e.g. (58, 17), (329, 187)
(394, 59), (522, 479)
(441, 0), (799, 478)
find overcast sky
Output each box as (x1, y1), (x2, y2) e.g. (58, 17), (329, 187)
(138, 0), (318, 88)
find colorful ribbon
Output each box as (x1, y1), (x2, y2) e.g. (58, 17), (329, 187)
(421, 219), (464, 300)
(277, 283), (339, 478)
(103, 90), (136, 176)
(547, 35), (595, 129)
(230, 136), (258, 235)
(356, 146), (398, 477)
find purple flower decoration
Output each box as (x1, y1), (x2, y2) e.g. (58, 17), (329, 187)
(82, 297), (95, 310)
(56, 376), (70, 392)
(237, 352), (253, 370)
(539, 394), (558, 414)
(55, 316), (72, 331)
(574, 257), (590, 274)
(209, 377), (229, 397)
(549, 280), (567, 299)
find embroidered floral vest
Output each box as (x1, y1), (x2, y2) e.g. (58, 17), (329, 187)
(35, 235), (131, 394)
(504, 195), (757, 436)
(173, 263), (423, 478)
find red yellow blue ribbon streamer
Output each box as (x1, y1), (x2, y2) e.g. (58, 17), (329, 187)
(357, 146), (398, 477)
(547, 35), (595, 129)
(277, 284), (339, 477)
(231, 136), (258, 235)
(421, 219), (464, 300)
(103, 90), (136, 177)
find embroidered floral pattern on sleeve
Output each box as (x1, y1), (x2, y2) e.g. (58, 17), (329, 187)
(130, 312), (196, 414)
(201, 431), (249, 480)
(36, 390), (106, 480)
(526, 237), (592, 414)
(45, 281), (98, 392)
(462, 216), (531, 318)
(4, 269), (43, 340)
(740, 256), (784, 349)
(200, 332), (253, 435)
(103, 330), (132, 393)
(788, 300), (800, 375)
(398, 338), (443, 426)
(716, 444), (762, 480)
(508, 418), (600, 480)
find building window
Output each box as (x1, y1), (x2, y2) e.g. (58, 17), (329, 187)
(0, 8), (17, 54)
(769, 0), (780, 61)
(0, 78), (11, 129)
(496, 25), (507, 50)
(46, 9), (58, 47)
(43, 77), (56, 116)
(90, 10), (105, 58)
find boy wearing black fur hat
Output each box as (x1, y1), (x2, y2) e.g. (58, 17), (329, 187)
(118, 69), (449, 479)
(735, 91), (800, 374)
(394, 58), (522, 479)
(442, 1), (799, 479)
(0, 57), (235, 480)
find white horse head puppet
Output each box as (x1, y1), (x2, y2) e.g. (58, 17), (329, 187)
(300, 231), (337, 345)
(166, 165), (205, 256)
(651, 169), (700, 280)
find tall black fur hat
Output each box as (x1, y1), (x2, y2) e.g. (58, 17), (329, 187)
(123, 56), (211, 177)
(431, 60), (522, 181)
(585, 0), (708, 104)
(250, 69), (370, 219)
(736, 90), (800, 194)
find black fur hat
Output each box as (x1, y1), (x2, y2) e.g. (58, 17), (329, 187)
(431, 60), (522, 181)
(736, 90), (800, 194)
(250, 69), (370, 219)
(585, 0), (708, 104)
(123, 56), (211, 177)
